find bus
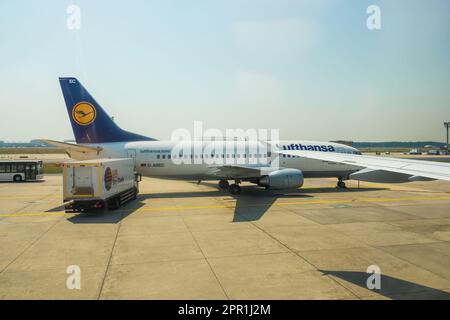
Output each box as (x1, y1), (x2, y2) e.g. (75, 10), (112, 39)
(0, 160), (44, 182)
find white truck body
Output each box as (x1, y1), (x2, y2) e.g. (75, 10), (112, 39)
(63, 158), (137, 202)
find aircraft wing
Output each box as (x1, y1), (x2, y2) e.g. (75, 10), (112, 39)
(39, 139), (103, 154)
(207, 164), (276, 179)
(277, 150), (450, 182)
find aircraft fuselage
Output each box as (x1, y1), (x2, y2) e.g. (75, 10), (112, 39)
(68, 140), (361, 180)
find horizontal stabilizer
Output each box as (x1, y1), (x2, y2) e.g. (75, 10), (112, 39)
(39, 139), (103, 154)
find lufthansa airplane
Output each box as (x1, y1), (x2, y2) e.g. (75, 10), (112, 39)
(42, 77), (450, 195)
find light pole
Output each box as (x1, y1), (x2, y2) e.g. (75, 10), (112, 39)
(445, 122), (450, 154)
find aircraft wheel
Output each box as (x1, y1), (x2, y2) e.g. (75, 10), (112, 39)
(229, 184), (241, 195)
(218, 179), (229, 190)
(337, 180), (346, 189)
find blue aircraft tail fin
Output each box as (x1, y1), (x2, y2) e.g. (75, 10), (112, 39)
(59, 77), (155, 144)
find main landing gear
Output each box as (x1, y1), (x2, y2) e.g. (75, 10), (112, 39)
(219, 179), (241, 195)
(218, 179), (229, 190)
(229, 184), (241, 195)
(337, 178), (347, 189)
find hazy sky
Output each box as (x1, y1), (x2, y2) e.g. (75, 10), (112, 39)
(0, 0), (449, 142)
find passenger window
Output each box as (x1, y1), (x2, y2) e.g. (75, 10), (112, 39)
(168, 155), (171, 159)
(162, 155), (166, 159)
(157, 155), (160, 159)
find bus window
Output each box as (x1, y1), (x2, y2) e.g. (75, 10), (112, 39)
(0, 164), (5, 173)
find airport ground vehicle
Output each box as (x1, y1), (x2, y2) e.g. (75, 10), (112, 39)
(0, 160), (44, 182)
(409, 148), (422, 155)
(63, 158), (140, 212)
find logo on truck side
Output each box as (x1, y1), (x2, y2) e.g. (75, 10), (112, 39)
(104, 167), (112, 191)
(72, 102), (96, 126)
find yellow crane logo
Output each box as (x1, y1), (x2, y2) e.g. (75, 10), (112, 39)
(72, 102), (96, 126)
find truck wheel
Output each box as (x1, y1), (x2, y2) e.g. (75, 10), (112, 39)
(13, 175), (22, 182)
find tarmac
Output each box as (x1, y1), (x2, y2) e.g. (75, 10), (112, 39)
(1, 175), (450, 299)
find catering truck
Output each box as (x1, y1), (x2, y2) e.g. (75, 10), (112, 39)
(63, 158), (141, 212)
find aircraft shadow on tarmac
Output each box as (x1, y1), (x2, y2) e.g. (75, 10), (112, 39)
(319, 270), (450, 300)
(139, 182), (386, 223)
(55, 183), (386, 224)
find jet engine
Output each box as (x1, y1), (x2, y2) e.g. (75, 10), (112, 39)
(258, 169), (304, 190)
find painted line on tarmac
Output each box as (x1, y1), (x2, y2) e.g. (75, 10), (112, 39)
(135, 195), (450, 212)
(0, 212), (65, 217)
(1, 195), (450, 217)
